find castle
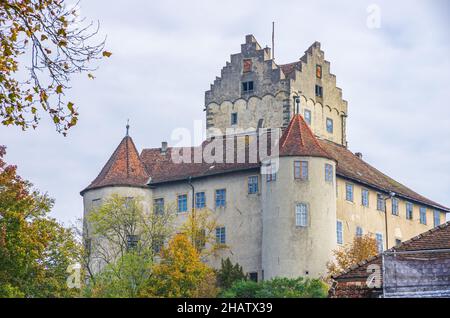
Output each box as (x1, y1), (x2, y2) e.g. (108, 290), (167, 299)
(81, 35), (449, 280)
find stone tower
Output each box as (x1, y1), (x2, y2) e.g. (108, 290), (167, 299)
(261, 114), (337, 279)
(205, 35), (348, 146)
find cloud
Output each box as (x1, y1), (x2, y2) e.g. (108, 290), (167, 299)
(1, 0), (448, 225)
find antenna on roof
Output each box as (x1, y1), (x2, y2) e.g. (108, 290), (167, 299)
(126, 119), (130, 136)
(272, 21), (275, 60)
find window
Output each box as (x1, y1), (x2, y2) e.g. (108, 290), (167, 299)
(242, 81), (254, 93)
(420, 207), (427, 225)
(361, 189), (369, 207)
(434, 210), (441, 227)
(406, 202), (413, 220)
(336, 221), (343, 244)
(325, 164), (333, 182)
(392, 198), (399, 216)
(294, 161), (308, 180)
(177, 194), (188, 213)
(377, 194), (385, 212)
(152, 235), (164, 254)
(248, 176), (259, 194)
(249, 272), (258, 282)
(295, 203), (308, 227)
(215, 227), (226, 244)
(376, 233), (383, 253)
(345, 183), (354, 202)
(316, 64), (322, 78)
(231, 112), (238, 125)
(266, 163), (277, 182)
(326, 118), (333, 133)
(356, 226), (363, 237)
(304, 109), (312, 125)
(154, 198), (164, 215)
(315, 84), (323, 97)
(195, 192), (206, 209)
(243, 58), (252, 73)
(395, 239), (402, 247)
(215, 189), (226, 208)
(126, 234), (139, 250)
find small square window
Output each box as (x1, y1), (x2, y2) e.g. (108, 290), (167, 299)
(265, 163), (277, 182)
(377, 194), (385, 212)
(315, 85), (323, 97)
(420, 207), (427, 225)
(345, 183), (353, 202)
(376, 233), (383, 253)
(249, 272), (258, 282)
(356, 226), (363, 237)
(154, 198), (165, 215)
(316, 65), (322, 79)
(392, 198), (399, 216)
(242, 81), (254, 93)
(325, 164), (333, 182)
(215, 189), (226, 208)
(395, 239), (402, 247)
(231, 112), (238, 125)
(336, 221), (343, 244)
(406, 202), (413, 220)
(248, 176), (259, 194)
(361, 189), (369, 207)
(326, 118), (333, 133)
(195, 192), (206, 209)
(295, 203), (308, 227)
(215, 227), (226, 244)
(294, 161), (308, 180)
(177, 194), (188, 213)
(304, 109), (312, 125)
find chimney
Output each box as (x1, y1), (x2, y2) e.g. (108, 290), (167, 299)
(355, 152), (363, 159)
(161, 141), (168, 155)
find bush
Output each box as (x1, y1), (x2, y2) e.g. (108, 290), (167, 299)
(216, 258), (247, 289)
(220, 277), (329, 298)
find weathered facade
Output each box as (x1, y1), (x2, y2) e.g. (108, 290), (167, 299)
(81, 35), (449, 280)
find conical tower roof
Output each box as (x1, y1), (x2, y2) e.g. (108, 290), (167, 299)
(279, 114), (334, 160)
(81, 135), (148, 195)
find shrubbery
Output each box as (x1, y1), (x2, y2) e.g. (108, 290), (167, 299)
(220, 277), (329, 298)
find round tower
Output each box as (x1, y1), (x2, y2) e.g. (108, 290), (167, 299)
(261, 114), (337, 279)
(80, 132), (151, 273)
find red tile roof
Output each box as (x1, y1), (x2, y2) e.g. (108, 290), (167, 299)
(319, 139), (450, 211)
(280, 114), (334, 160)
(279, 61), (301, 78)
(80, 136), (149, 194)
(80, 122), (450, 213)
(332, 221), (450, 280)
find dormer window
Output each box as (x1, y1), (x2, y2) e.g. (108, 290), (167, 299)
(304, 109), (311, 125)
(242, 81), (254, 93)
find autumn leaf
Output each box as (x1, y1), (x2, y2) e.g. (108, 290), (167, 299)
(102, 51), (112, 57)
(88, 73), (95, 80)
(56, 85), (63, 94)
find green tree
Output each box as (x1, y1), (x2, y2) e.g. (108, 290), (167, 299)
(0, 0), (110, 134)
(216, 258), (247, 290)
(85, 194), (175, 273)
(83, 251), (152, 298)
(142, 234), (218, 298)
(0, 145), (81, 297)
(220, 277), (329, 298)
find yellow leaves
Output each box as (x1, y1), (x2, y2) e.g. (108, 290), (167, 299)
(58, 40), (67, 47)
(56, 85), (63, 94)
(87, 73), (95, 80)
(102, 51), (112, 58)
(25, 94), (33, 102)
(67, 101), (74, 113)
(40, 34), (48, 41)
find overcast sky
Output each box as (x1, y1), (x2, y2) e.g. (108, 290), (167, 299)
(1, 0), (449, 225)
